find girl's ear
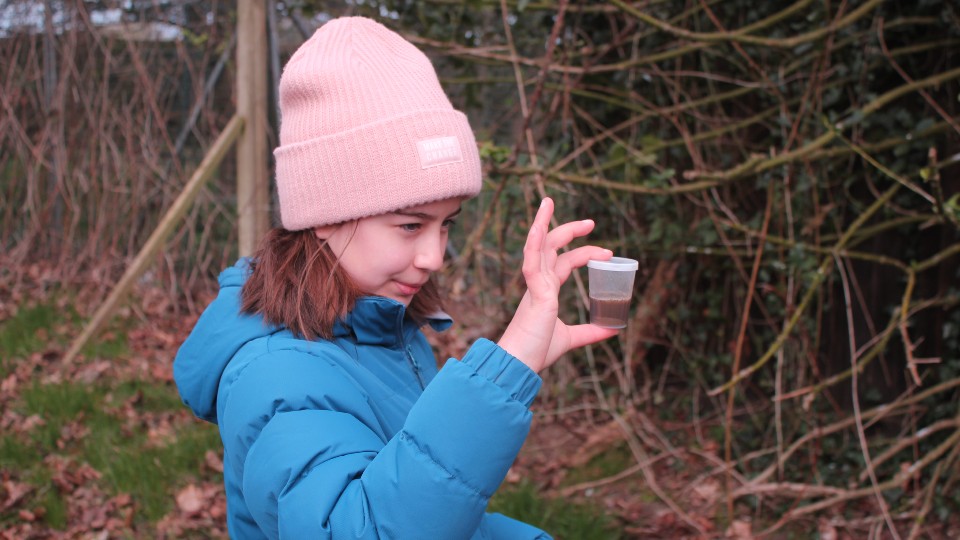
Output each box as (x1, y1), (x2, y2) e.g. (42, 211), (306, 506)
(313, 225), (337, 240)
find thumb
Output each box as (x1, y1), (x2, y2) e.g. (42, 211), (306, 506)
(565, 324), (621, 351)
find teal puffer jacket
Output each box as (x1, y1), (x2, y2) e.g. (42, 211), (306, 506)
(173, 260), (552, 539)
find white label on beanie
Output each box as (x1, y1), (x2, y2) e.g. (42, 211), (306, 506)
(417, 136), (463, 169)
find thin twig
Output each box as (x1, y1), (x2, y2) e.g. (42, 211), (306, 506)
(836, 254), (901, 539)
(724, 181), (774, 518)
(747, 378), (960, 487)
(554, 458), (654, 498)
(907, 431), (960, 540)
(709, 183), (901, 396)
(878, 18), (960, 137)
(860, 418), (960, 484)
(686, 66), (960, 182)
(610, 0), (878, 49)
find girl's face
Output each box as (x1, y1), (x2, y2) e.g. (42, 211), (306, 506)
(314, 198), (463, 305)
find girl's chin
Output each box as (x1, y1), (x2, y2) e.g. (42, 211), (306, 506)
(366, 290), (414, 306)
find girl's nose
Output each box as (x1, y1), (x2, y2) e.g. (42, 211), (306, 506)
(414, 235), (445, 272)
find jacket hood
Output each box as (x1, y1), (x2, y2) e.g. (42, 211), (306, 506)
(173, 258), (279, 423)
(173, 258), (455, 424)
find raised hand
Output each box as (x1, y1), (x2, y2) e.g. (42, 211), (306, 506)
(497, 198), (621, 373)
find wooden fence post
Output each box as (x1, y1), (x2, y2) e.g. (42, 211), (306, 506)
(237, 0), (270, 256)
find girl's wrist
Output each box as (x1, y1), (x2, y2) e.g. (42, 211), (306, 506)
(496, 336), (541, 373)
(460, 338), (543, 407)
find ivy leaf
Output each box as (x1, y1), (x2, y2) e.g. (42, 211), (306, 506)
(946, 193), (960, 213)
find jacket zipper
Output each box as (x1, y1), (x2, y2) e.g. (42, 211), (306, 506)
(404, 344), (425, 390)
(397, 313), (424, 389)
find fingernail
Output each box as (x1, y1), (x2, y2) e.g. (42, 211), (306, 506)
(581, 219), (593, 225)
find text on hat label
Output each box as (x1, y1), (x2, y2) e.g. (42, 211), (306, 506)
(417, 136), (463, 169)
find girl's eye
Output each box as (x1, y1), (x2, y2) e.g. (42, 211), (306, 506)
(400, 223), (422, 232)
(442, 219), (457, 229)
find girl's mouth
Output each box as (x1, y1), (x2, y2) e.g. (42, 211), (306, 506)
(395, 281), (422, 296)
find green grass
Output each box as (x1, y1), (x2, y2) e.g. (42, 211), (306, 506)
(485, 444), (637, 538)
(0, 435), (33, 470)
(489, 482), (622, 540)
(561, 443), (634, 487)
(0, 298), (217, 531)
(32, 469), (69, 529)
(4, 378), (221, 528)
(0, 435), (70, 529)
(0, 298), (130, 378)
(21, 381), (99, 449)
(0, 302), (62, 375)
(88, 383), (221, 521)
(80, 329), (130, 359)
(84, 414), (221, 521)
(112, 379), (189, 412)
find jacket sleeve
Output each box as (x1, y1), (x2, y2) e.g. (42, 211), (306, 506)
(221, 337), (544, 539)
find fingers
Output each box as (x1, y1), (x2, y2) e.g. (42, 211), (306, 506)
(524, 197), (613, 288)
(521, 220), (546, 282)
(521, 198), (556, 292)
(529, 197), (604, 254)
(534, 197), (555, 232)
(534, 198), (555, 272)
(555, 245), (613, 283)
(566, 324), (622, 350)
(544, 219), (596, 252)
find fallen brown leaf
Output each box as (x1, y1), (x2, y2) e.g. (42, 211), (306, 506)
(176, 484), (207, 515)
(146, 414), (176, 447)
(76, 360), (112, 383)
(204, 450), (224, 473)
(0, 374), (17, 398)
(1, 480), (33, 511)
(20, 414), (46, 433)
(57, 418), (91, 449)
(692, 478), (720, 505)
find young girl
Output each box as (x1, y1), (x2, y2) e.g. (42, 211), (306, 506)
(174, 17), (619, 539)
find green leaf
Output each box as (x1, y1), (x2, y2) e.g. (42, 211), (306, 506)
(946, 193), (960, 212)
(640, 134), (663, 150)
(844, 109), (865, 127)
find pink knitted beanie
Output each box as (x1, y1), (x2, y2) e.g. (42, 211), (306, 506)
(274, 17), (482, 230)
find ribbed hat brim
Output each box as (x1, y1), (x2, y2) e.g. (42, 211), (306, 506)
(275, 109), (482, 230)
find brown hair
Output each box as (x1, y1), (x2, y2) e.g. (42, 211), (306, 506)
(240, 227), (443, 340)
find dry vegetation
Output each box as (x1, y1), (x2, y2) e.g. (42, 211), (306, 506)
(2, 0), (959, 537)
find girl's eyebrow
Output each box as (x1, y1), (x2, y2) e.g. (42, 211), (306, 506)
(393, 207), (462, 220)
